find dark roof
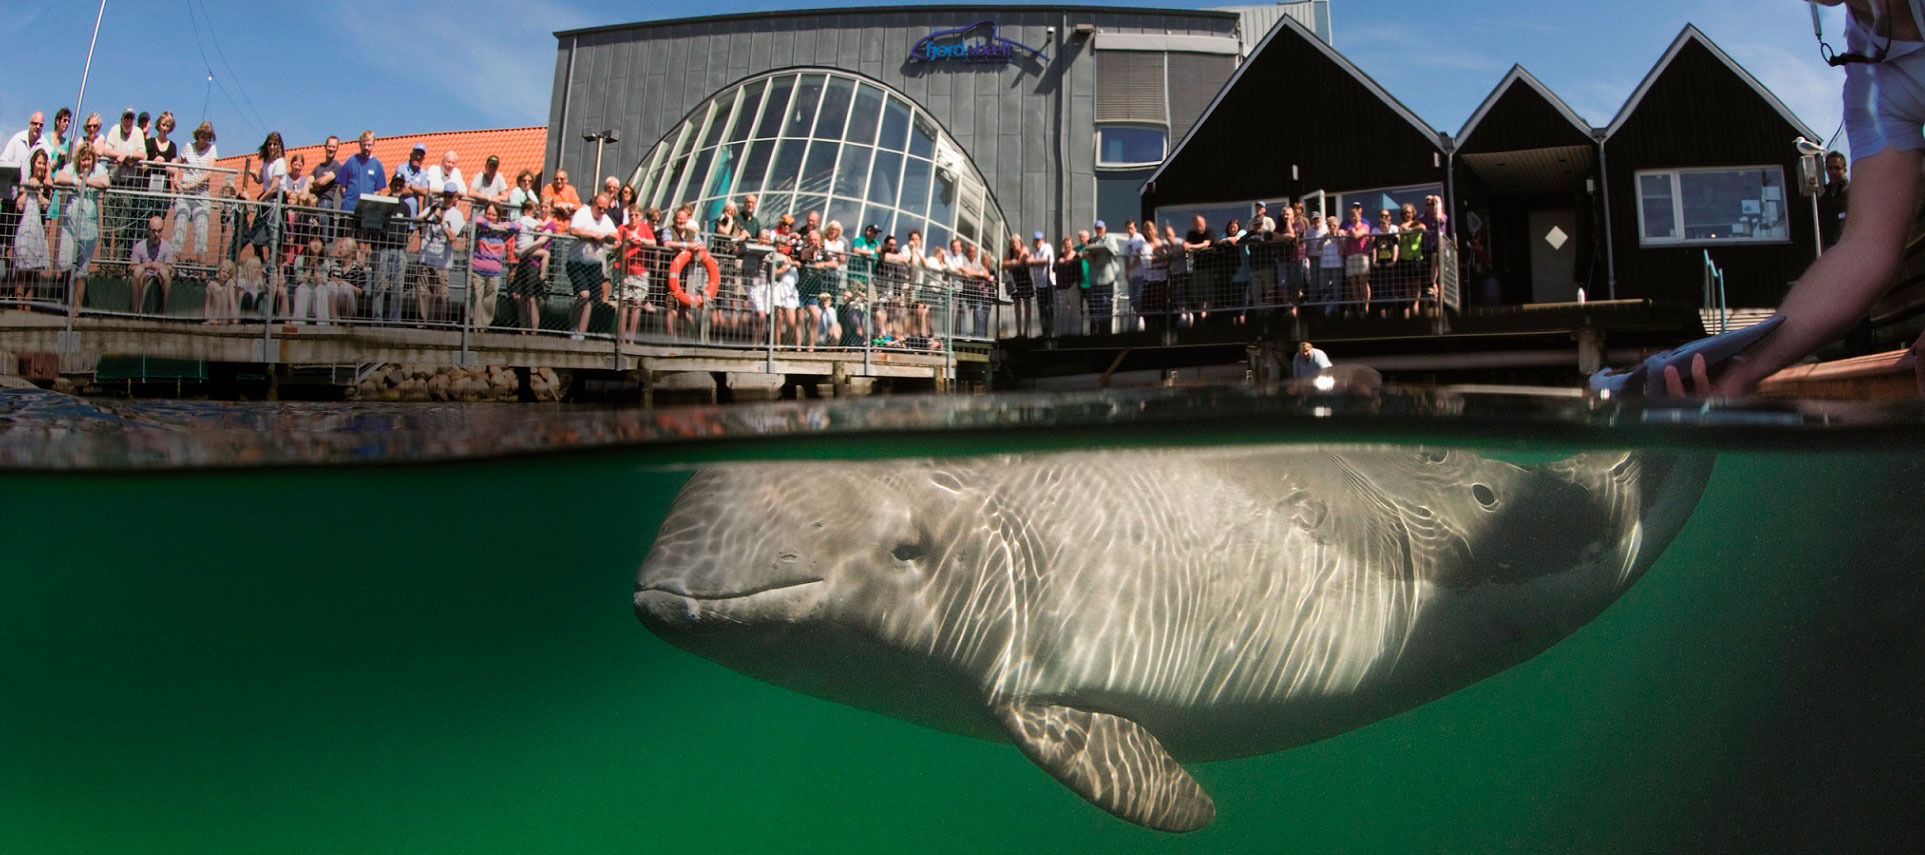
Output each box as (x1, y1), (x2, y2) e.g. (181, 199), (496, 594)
(1606, 24), (1817, 140)
(1142, 15), (1445, 209)
(1456, 65), (1596, 149)
(556, 5), (1236, 39)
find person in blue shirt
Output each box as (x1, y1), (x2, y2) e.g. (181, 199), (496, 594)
(1292, 340), (1331, 379)
(334, 130), (386, 214)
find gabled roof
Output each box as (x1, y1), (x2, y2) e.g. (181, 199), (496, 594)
(1457, 65), (1596, 144)
(1605, 24), (1817, 140)
(215, 127), (549, 189)
(1144, 14), (1441, 194)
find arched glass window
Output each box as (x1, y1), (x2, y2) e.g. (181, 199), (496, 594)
(627, 69), (1009, 253)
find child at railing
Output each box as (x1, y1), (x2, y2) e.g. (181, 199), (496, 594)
(202, 259), (236, 325)
(511, 199), (557, 334)
(333, 237), (368, 322)
(470, 203), (515, 331)
(290, 237), (333, 324)
(235, 255), (269, 320)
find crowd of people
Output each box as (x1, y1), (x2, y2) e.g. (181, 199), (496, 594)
(4, 105), (1449, 351)
(998, 197), (1450, 339)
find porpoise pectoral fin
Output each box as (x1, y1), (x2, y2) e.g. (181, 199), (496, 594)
(994, 699), (1216, 833)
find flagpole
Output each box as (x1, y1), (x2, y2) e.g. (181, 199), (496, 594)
(72, 0), (107, 159)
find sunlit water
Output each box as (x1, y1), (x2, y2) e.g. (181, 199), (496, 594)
(1, 388), (1919, 853)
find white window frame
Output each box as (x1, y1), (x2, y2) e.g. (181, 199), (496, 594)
(1094, 123), (1170, 171)
(1331, 182), (1443, 221)
(1634, 165), (1791, 247)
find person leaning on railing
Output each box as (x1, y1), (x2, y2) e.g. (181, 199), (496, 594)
(10, 147), (54, 303)
(470, 203), (516, 331)
(52, 143), (108, 313)
(616, 200), (657, 345)
(1396, 202), (1429, 318)
(510, 198), (557, 334)
(171, 121), (218, 267)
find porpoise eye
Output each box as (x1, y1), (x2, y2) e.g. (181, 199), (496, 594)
(1471, 484), (1497, 507)
(891, 542), (925, 562)
(1422, 451), (1447, 463)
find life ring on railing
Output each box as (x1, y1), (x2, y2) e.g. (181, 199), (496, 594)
(668, 247), (722, 307)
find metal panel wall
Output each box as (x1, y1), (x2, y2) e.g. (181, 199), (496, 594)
(549, 7), (1239, 244)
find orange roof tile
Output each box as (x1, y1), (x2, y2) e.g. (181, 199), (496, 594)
(215, 127), (548, 197)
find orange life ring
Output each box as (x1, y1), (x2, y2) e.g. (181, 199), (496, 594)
(668, 248), (722, 307)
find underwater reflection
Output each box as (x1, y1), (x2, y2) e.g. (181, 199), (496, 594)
(635, 445), (1713, 831)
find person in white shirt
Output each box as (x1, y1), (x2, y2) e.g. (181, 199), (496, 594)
(1027, 230), (1055, 337)
(0, 111), (46, 165)
(567, 192), (619, 340)
(416, 182), (466, 323)
(423, 150), (466, 200)
(468, 155), (508, 209)
(170, 121), (219, 265)
(1123, 220), (1150, 330)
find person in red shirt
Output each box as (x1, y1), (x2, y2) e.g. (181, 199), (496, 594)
(616, 201), (658, 345)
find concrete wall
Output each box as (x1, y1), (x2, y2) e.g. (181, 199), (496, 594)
(549, 7), (1238, 241)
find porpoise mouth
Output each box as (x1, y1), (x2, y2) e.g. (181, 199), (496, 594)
(635, 578), (824, 601)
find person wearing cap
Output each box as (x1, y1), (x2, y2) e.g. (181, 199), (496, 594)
(101, 107), (145, 180)
(415, 180), (467, 324)
(393, 142), (431, 218)
(462, 154), (506, 212)
(1249, 201), (1276, 235)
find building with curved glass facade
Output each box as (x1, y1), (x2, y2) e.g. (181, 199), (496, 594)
(630, 69), (1007, 254)
(549, 4), (1329, 253)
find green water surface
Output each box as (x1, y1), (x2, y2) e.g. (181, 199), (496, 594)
(3, 443), (1919, 853)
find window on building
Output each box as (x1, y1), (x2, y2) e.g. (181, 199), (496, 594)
(1096, 126), (1166, 169)
(1635, 166), (1789, 245)
(1332, 183), (1442, 221)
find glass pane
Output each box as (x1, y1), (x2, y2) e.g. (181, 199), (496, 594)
(900, 157), (932, 215)
(834, 145), (872, 199)
(727, 80), (766, 143)
(767, 139), (809, 192)
(800, 141), (838, 195)
(867, 150), (902, 206)
(878, 96), (912, 152)
(755, 76), (794, 139)
(929, 166), (958, 229)
(957, 185), (982, 248)
(786, 74), (825, 138)
(846, 84), (883, 147)
(741, 139), (776, 193)
(700, 98), (731, 148)
(1639, 174), (1675, 240)
(827, 196), (862, 232)
(759, 192), (794, 220)
(1679, 168), (1786, 241)
(814, 76), (855, 140)
(706, 142), (743, 201)
(862, 205), (896, 241)
(675, 146), (717, 208)
(1097, 127), (1166, 166)
(909, 112), (937, 159)
(794, 195), (828, 226)
(926, 223), (951, 250)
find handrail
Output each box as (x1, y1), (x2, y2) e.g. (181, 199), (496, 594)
(1701, 249), (1728, 333)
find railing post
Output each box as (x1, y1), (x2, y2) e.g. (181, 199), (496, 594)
(460, 218), (474, 364)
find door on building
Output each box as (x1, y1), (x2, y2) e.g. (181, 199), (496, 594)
(1527, 207), (1578, 303)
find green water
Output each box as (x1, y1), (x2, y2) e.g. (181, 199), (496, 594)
(3, 439), (1921, 853)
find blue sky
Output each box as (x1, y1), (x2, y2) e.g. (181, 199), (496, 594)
(0, 1), (1851, 160)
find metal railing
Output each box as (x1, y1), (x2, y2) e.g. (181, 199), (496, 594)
(0, 183), (999, 371)
(1701, 249), (1729, 334)
(999, 231), (1458, 337)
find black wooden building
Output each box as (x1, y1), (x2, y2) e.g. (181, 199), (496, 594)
(1143, 21), (1820, 313)
(1601, 25), (1820, 307)
(1139, 17), (1448, 230)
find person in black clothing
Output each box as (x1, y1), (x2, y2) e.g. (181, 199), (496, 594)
(1817, 150), (1848, 250)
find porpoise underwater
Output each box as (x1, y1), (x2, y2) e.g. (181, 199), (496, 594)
(634, 446), (1713, 831)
